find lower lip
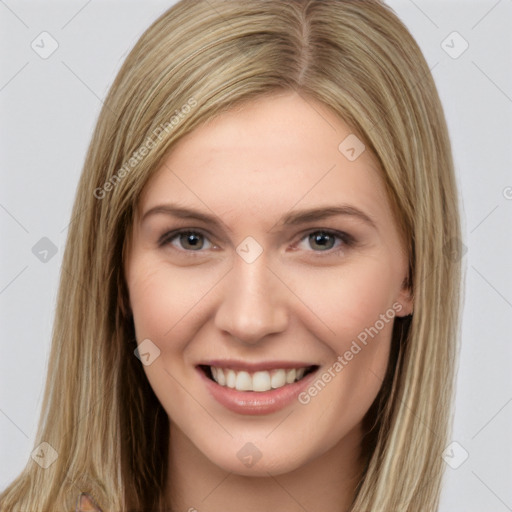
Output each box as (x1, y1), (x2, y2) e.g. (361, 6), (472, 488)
(197, 366), (319, 415)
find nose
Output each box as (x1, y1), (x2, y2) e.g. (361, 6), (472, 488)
(213, 254), (289, 345)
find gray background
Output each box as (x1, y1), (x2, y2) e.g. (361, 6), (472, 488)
(1, 1), (511, 510)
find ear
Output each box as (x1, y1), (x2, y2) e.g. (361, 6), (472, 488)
(394, 274), (414, 317)
(76, 492), (102, 512)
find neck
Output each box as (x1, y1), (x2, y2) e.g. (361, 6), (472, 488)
(165, 422), (366, 512)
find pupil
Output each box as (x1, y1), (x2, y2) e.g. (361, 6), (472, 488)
(181, 233), (202, 250)
(310, 232), (334, 251)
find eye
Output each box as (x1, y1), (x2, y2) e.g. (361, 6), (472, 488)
(158, 228), (355, 256)
(296, 229), (354, 255)
(158, 230), (214, 252)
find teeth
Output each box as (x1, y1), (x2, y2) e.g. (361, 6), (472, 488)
(235, 371), (252, 391)
(209, 366), (310, 392)
(253, 371), (271, 392)
(215, 367), (226, 386)
(285, 368), (296, 384)
(226, 369), (236, 389)
(270, 369), (286, 389)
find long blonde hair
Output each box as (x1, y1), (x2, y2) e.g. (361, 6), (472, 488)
(0, 1), (462, 510)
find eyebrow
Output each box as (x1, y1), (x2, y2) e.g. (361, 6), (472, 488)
(141, 204), (377, 231)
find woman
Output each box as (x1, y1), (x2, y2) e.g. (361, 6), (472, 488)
(0, 0), (462, 511)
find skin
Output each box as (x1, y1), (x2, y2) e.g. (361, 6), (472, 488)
(124, 90), (413, 512)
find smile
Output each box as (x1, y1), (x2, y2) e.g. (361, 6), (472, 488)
(196, 360), (321, 415)
(203, 365), (317, 392)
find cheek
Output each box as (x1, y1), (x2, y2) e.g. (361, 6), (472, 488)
(127, 257), (220, 344)
(294, 265), (396, 451)
(126, 259), (210, 413)
(286, 254), (400, 405)
(284, 253), (402, 346)
(128, 265), (171, 342)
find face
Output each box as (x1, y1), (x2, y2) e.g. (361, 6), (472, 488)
(124, 91), (413, 477)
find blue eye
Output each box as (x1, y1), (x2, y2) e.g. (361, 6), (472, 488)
(158, 229), (354, 256)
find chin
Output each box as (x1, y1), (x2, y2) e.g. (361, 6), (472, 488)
(214, 450), (307, 477)
(194, 433), (315, 477)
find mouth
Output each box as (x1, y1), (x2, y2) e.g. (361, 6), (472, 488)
(198, 364), (319, 393)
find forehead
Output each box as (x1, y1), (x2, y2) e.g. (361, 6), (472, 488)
(137, 92), (391, 229)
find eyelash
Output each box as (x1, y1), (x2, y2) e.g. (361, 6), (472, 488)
(157, 228), (356, 257)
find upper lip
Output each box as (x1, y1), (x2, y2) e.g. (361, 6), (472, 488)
(198, 360), (318, 372)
